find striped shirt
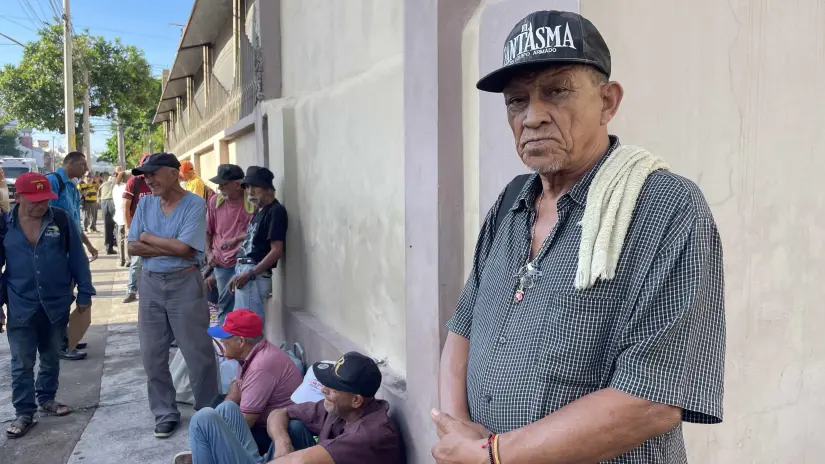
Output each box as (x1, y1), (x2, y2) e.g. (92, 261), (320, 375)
(447, 136), (726, 463)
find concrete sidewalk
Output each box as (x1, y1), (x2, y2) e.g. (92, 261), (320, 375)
(1, 230), (193, 463)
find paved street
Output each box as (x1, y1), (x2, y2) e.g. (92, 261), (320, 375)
(0, 226), (193, 464)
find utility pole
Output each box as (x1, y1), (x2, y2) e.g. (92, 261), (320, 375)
(116, 117), (125, 168)
(62, 0), (75, 151)
(82, 67), (90, 157)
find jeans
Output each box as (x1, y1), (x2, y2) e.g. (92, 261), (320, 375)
(212, 267), (236, 324)
(127, 255), (142, 293)
(233, 263), (271, 324)
(189, 401), (317, 464)
(6, 308), (67, 417)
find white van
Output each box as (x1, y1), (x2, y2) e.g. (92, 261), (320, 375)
(0, 157), (40, 205)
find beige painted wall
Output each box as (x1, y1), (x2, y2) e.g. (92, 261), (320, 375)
(276, 0), (407, 375)
(227, 132), (258, 170)
(580, 0), (825, 461)
(198, 149), (218, 189)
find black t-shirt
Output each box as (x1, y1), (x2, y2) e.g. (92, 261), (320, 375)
(237, 199), (287, 267)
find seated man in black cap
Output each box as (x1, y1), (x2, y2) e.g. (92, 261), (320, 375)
(225, 166), (287, 324)
(171, 352), (402, 464)
(265, 352), (403, 464)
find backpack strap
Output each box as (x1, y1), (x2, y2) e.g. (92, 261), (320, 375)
(493, 174), (532, 237)
(50, 208), (71, 252)
(47, 172), (65, 195)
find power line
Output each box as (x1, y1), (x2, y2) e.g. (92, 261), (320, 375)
(0, 16), (37, 32)
(0, 14), (182, 40)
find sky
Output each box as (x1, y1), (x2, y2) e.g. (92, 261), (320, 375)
(0, 0), (194, 156)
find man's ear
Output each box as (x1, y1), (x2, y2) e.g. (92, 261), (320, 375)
(351, 394), (365, 409)
(600, 80), (624, 125)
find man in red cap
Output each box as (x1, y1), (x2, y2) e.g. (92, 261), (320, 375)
(0, 173), (95, 438)
(172, 310), (302, 463)
(121, 153), (153, 303)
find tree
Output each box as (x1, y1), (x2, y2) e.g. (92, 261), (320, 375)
(98, 121), (164, 168)
(0, 24), (159, 154)
(0, 129), (23, 157)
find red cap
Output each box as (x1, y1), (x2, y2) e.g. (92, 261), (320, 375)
(208, 309), (263, 339)
(14, 172), (58, 202)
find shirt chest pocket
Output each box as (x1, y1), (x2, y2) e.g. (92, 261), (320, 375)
(534, 294), (623, 388)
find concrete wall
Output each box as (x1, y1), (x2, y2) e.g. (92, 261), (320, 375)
(227, 132), (258, 169)
(276, 0), (407, 375)
(578, 0), (825, 462)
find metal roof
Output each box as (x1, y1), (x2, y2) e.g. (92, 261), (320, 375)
(153, 0), (232, 124)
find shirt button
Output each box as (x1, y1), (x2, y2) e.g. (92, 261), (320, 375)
(498, 336), (506, 344)
(482, 394), (492, 403)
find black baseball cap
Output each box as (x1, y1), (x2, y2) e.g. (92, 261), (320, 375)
(312, 352), (382, 398)
(241, 166), (275, 190)
(131, 152), (181, 176)
(210, 164), (245, 185)
(476, 10), (611, 93)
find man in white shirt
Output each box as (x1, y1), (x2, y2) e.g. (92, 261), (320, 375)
(112, 170), (129, 267)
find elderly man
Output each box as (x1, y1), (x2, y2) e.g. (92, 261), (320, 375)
(204, 164), (255, 323)
(173, 351), (402, 464)
(171, 309), (302, 463)
(433, 11), (725, 464)
(0, 173), (95, 438)
(225, 167), (287, 323)
(127, 152), (219, 439)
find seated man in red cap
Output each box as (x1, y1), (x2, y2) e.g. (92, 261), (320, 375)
(174, 350), (403, 464)
(173, 309), (302, 463)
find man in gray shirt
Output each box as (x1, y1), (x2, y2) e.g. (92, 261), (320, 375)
(127, 153), (218, 439)
(433, 11), (725, 464)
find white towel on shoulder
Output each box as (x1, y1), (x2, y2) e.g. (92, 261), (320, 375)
(575, 145), (669, 290)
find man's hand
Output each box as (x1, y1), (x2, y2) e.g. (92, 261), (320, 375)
(272, 438), (295, 459)
(86, 244), (98, 262)
(431, 409), (488, 464)
(204, 274), (217, 292)
(205, 250), (218, 268)
(139, 231), (153, 243)
(76, 303), (92, 313)
(437, 420), (490, 440)
(219, 236), (242, 250)
(228, 271), (252, 292)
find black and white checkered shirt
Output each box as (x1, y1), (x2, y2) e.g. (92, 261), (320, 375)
(448, 136), (725, 463)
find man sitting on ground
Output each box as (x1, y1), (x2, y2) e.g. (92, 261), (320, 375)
(173, 310), (302, 463)
(174, 351), (402, 464)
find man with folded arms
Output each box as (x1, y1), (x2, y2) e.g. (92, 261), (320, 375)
(127, 152), (218, 439)
(172, 309), (302, 463)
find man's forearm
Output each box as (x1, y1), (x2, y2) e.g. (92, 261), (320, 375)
(81, 232), (94, 249)
(251, 247), (283, 276)
(142, 234), (194, 258)
(497, 388), (682, 463)
(128, 241), (164, 257)
(266, 408), (291, 444)
(439, 332), (472, 422)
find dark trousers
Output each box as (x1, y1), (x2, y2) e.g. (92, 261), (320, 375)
(7, 308), (67, 417)
(83, 201), (98, 231)
(101, 199), (116, 248)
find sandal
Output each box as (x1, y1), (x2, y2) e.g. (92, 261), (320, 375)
(39, 399), (71, 416)
(6, 415), (37, 439)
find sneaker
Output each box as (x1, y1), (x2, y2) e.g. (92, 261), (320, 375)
(122, 293), (137, 304)
(172, 451), (192, 464)
(106, 249), (117, 255)
(154, 421), (178, 439)
(76, 342), (87, 350)
(59, 349), (87, 361)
